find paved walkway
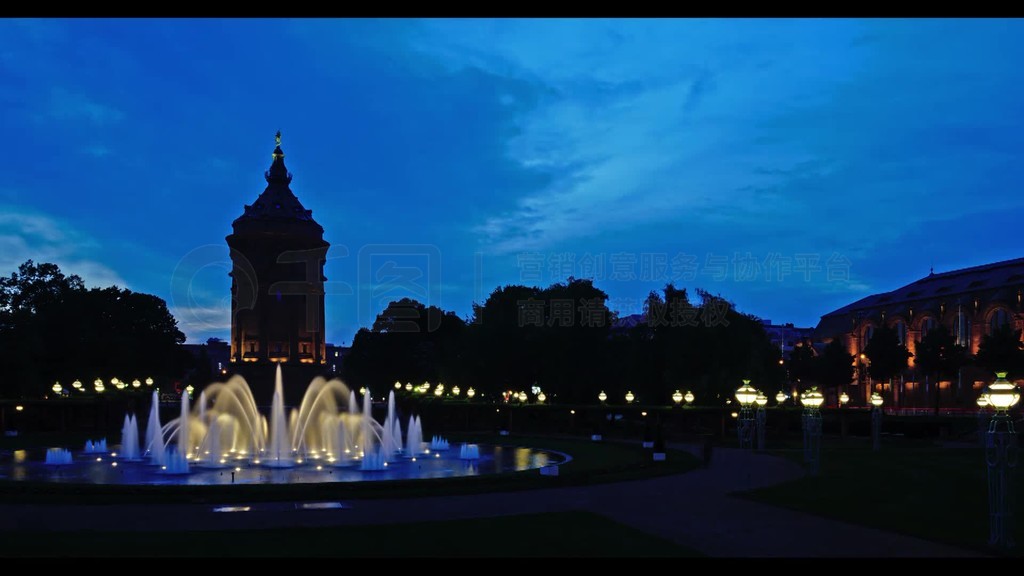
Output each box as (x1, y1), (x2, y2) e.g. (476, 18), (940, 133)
(0, 443), (987, 557)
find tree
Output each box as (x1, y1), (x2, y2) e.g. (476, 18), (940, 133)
(863, 325), (912, 394)
(976, 323), (1024, 379)
(0, 260), (189, 398)
(786, 339), (817, 387)
(815, 338), (855, 392)
(913, 325), (966, 414)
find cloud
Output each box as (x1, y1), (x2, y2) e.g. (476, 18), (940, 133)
(403, 19), (1024, 267)
(46, 87), (125, 125)
(0, 205), (125, 288)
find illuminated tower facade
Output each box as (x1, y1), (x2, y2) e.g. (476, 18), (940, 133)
(226, 132), (329, 375)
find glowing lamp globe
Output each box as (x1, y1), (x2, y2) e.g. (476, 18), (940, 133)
(52, 382), (62, 394)
(870, 392), (884, 408)
(72, 380), (82, 390)
(185, 384), (194, 395)
(775, 391), (787, 404)
(434, 387), (443, 397)
(145, 377), (153, 386)
(977, 396), (990, 408)
(800, 388), (824, 409)
(984, 373), (1020, 412)
(452, 385), (461, 396)
(598, 390), (607, 403)
(466, 387), (476, 399)
(839, 392), (849, 405)
(754, 392), (768, 407)
(537, 392), (546, 403)
(735, 380), (758, 407)
(625, 391), (635, 403)
(394, 381), (402, 389)
(518, 391), (527, 402)
(684, 391), (694, 404)
(116, 381), (126, 390)
(672, 390), (683, 404)
(405, 383), (413, 391)
(131, 379), (141, 388)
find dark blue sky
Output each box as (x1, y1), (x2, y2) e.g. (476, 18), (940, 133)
(3, 18), (1023, 344)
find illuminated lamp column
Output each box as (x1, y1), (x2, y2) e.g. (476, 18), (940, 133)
(754, 392), (768, 451)
(800, 387), (824, 475)
(734, 380), (757, 450)
(983, 372), (1020, 550)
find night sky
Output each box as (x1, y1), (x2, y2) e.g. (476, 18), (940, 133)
(2, 18), (1023, 345)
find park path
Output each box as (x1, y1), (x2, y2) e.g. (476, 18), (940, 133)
(0, 443), (988, 557)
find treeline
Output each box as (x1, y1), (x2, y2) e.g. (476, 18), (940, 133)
(0, 260), (191, 398)
(341, 277), (787, 405)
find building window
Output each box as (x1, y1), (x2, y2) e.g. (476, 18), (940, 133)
(894, 321), (906, 345)
(864, 325), (875, 344)
(955, 311), (970, 347)
(921, 317), (938, 336)
(990, 309), (1011, 334)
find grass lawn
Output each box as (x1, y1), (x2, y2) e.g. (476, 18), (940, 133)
(734, 434), (1019, 555)
(0, 510), (705, 557)
(0, 432), (701, 504)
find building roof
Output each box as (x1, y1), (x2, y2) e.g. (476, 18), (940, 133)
(815, 257), (1024, 338)
(231, 132), (323, 232)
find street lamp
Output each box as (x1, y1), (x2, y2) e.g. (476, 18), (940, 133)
(684, 391), (694, 405)
(839, 392), (849, 406)
(405, 383), (413, 392)
(672, 390), (683, 405)
(977, 394), (990, 447)
(735, 380), (757, 449)
(185, 384), (194, 398)
(625, 391), (635, 404)
(145, 377), (153, 387)
(452, 385), (461, 396)
(537, 392), (546, 403)
(870, 392), (884, 451)
(775, 391), (787, 404)
(755, 391), (768, 451)
(598, 390), (607, 404)
(466, 387), (476, 399)
(394, 381), (402, 390)
(800, 387), (824, 475)
(72, 380), (82, 391)
(94, 378), (105, 393)
(982, 372), (1020, 550)
(131, 379), (141, 389)
(52, 382), (62, 395)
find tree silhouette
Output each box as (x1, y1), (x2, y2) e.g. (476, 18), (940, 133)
(863, 325), (912, 394)
(975, 323), (1024, 379)
(815, 338), (855, 392)
(914, 325), (966, 414)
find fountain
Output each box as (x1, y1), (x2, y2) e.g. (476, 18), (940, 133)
(45, 448), (73, 465)
(360, 445), (388, 471)
(120, 414), (141, 461)
(83, 438), (107, 454)
(127, 364), (417, 475)
(144, 390), (166, 466)
(406, 415), (424, 456)
(430, 435), (450, 451)
(162, 446), (190, 475)
(459, 443), (480, 460)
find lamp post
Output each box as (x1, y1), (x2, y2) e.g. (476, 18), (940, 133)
(735, 380), (757, 450)
(755, 391), (768, 451)
(801, 387), (824, 475)
(598, 390), (607, 404)
(982, 372), (1020, 550)
(870, 392), (883, 451)
(684, 391), (694, 405)
(672, 390), (683, 405)
(977, 395), (990, 448)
